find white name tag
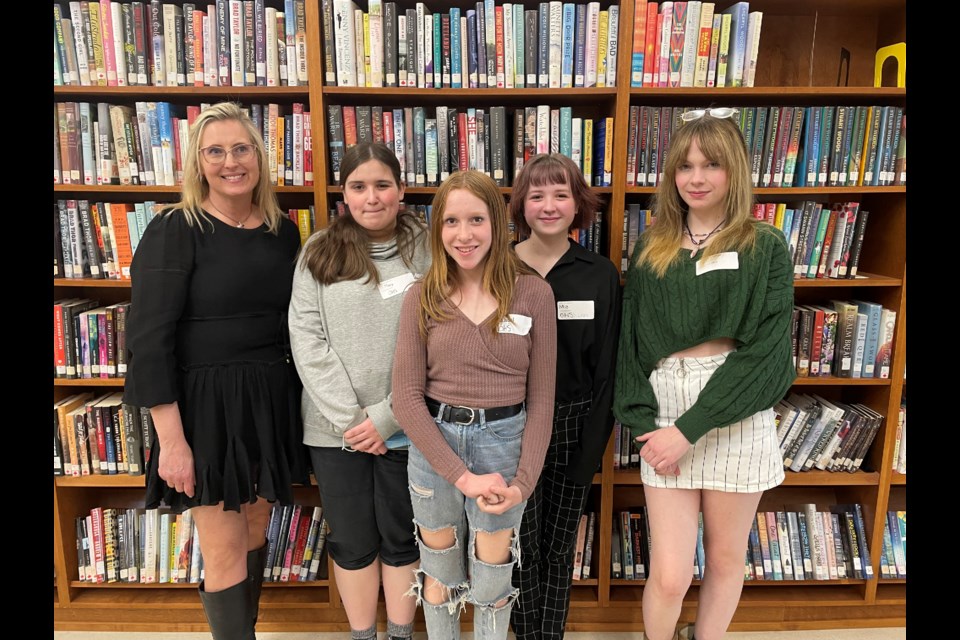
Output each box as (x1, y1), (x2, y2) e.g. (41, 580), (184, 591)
(378, 272), (419, 299)
(498, 314), (532, 335)
(557, 300), (594, 320)
(695, 252), (739, 276)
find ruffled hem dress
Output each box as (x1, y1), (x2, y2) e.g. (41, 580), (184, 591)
(123, 210), (310, 513)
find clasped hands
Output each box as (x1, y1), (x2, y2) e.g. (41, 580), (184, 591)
(343, 417), (388, 455)
(635, 425), (691, 476)
(455, 470), (522, 515)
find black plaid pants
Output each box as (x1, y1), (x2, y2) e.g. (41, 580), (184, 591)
(511, 397), (592, 640)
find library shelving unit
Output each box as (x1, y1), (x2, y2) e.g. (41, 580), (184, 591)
(53, 0), (906, 632)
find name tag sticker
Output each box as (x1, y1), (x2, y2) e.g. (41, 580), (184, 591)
(378, 272), (418, 299)
(695, 252), (739, 276)
(498, 314), (533, 335)
(557, 300), (594, 320)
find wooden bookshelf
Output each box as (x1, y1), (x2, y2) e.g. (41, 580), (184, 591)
(53, 0), (905, 632)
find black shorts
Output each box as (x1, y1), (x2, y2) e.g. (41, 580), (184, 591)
(309, 446), (419, 570)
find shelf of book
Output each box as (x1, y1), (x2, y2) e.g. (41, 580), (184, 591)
(53, 0), (905, 631)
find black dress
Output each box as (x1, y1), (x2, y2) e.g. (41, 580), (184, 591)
(123, 210), (310, 512)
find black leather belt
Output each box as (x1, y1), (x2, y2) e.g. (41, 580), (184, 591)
(425, 397), (524, 426)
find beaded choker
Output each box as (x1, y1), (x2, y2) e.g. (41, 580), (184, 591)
(684, 219), (724, 258)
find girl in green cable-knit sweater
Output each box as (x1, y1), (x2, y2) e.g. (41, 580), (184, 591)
(614, 110), (794, 640)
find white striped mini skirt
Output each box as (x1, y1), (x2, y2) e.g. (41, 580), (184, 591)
(640, 352), (785, 493)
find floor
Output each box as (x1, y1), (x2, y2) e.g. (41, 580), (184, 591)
(55, 629), (907, 639)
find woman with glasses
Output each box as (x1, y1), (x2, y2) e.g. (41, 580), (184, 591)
(614, 109), (794, 640)
(288, 142), (430, 640)
(124, 101), (310, 639)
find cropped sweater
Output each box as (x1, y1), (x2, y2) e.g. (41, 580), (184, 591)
(613, 223), (795, 444)
(392, 275), (557, 500)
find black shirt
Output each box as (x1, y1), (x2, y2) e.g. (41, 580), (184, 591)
(524, 239), (622, 484)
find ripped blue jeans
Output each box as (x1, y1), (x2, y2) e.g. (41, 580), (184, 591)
(407, 406), (527, 640)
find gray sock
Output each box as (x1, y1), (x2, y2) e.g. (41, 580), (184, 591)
(387, 620), (414, 639)
(351, 624), (377, 640)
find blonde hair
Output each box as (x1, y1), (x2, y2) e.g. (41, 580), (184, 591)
(419, 170), (533, 336)
(159, 102), (284, 234)
(637, 113), (761, 277)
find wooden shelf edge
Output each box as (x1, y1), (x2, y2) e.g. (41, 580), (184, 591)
(792, 273), (902, 287)
(626, 87), (905, 98)
(792, 376), (891, 386)
(57, 475), (145, 487)
(54, 85), (310, 97)
(326, 186), (614, 195)
(890, 472), (906, 485)
(322, 86), (619, 98)
(54, 378), (126, 386)
(54, 278), (132, 288)
(54, 185), (312, 194)
(625, 186), (906, 196)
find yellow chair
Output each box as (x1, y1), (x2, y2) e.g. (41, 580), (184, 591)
(874, 43), (906, 87)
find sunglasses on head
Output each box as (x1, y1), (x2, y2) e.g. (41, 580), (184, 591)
(679, 107), (739, 122)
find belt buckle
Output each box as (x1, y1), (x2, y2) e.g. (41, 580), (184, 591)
(454, 406), (476, 425)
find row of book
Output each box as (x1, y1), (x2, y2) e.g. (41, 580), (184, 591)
(54, 0), (310, 88)
(54, 101), (315, 188)
(54, 297), (131, 383)
(611, 504), (876, 582)
(55, 199), (159, 280)
(879, 511), (906, 579)
(322, 0), (620, 89)
(625, 105), (906, 189)
(791, 300), (896, 381)
(75, 507), (199, 583)
(628, 1), (762, 89)
(776, 394), (882, 474)
(263, 504), (330, 583)
(891, 400), (905, 474)
(763, 200), (871, 281)
(54, 199), (322, 282)
(54, 391), (154, 477)
(327, 103), (615, 187)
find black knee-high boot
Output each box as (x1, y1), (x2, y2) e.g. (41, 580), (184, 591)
(199, 579), (256, 640)
(247, 545), (268, 625)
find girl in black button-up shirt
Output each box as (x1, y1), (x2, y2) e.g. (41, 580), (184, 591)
(509, 153), (622, 640)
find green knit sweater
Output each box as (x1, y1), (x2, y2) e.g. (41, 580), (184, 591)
(614, 223), (795, 443)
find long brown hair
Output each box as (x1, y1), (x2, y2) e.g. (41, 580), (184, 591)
(419, 170), (534, 336)
(509, 153), (600, 235)
(160, 102), (284, 234)
(301, 142), (424, 286)
(637, 113), (762, 277)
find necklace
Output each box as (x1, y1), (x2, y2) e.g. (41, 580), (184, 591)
(209, 201), (256, 228)
(684, 218), (724, 258)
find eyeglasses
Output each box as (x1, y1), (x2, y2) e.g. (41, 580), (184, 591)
(679, 107), (740, 122)
(200, 143), (256, 164)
